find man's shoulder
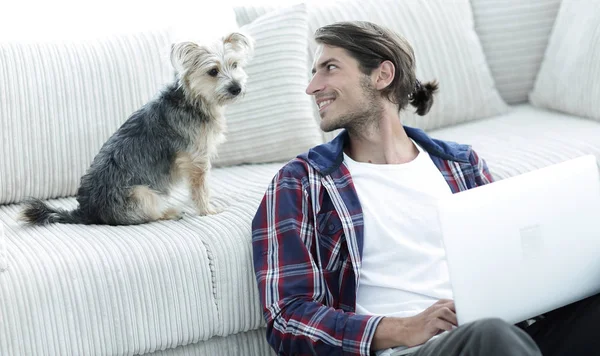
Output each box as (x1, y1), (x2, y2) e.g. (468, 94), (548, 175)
(428, 136), (485, 170)
(433, 137), (477, 163)
(275, 156), (314, 180)
(264, 139), (340, 190)
(296, 131), (347, 175)
(405, 126), (473, 163)
(429, 136), (484, 165)
(431, 137), (472, 155)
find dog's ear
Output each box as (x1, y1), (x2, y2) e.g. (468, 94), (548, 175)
(170, 41), (204, 74)
(223, 32), (255, 58)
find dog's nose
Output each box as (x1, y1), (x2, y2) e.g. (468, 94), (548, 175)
(228, 85), (242, 96)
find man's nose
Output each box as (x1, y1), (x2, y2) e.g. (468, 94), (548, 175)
(306, 75), (324, 95)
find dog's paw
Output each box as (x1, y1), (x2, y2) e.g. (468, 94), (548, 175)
(197, 205), (224, 216)
(161, 208), (184, 221)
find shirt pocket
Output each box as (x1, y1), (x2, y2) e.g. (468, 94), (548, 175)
(316, 210), (345, 272)
(317, 210), (344, 236)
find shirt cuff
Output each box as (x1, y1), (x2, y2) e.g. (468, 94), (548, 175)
(342, 313), (385, 355)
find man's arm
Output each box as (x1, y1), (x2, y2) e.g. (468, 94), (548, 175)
(252, 160), (383, 356)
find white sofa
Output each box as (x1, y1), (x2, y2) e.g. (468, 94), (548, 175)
(1, 0), (599, 355)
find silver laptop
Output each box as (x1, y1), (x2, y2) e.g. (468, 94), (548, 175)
(389, 154), (600, 356)
(438, 154), (600, 326)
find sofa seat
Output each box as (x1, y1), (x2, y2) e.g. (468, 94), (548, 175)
(430, 104), (600, 180)
(143, 328), (270, 356)
(0, 163), (282, 356)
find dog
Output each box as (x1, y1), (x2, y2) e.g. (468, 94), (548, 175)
(19, 32), (254, 226)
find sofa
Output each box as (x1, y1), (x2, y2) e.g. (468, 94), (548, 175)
(1, 0), (599, 355)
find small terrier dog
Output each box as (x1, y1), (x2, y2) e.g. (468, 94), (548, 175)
(20, 32), (254, 225)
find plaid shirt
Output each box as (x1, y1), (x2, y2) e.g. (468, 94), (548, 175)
(252, 127), (493, 356)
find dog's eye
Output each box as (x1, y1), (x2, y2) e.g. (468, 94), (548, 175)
(232, 62), (238, 69)
(208, 68), (219, 77)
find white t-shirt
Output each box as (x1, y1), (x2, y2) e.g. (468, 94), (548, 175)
(343, 140), (454, 318)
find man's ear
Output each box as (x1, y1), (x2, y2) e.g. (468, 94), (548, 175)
(374, 60), (395, 90)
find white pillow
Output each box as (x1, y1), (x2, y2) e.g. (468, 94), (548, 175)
(529, 0), (600, 122)
(235, 0), (509, 138)
(470, 0), (562, 104)
(234, 4), (278, 28)
(214, 3), (323, 167)
(0, 30), (174, 204)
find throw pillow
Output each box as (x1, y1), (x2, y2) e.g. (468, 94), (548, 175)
(214, 3), (324, 167)
(470, 0), (562, 104)
(529, 0), (600, 122)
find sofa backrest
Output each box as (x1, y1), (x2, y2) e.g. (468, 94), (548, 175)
(0, 30), (174, 204)
(0, 1), (566, 205)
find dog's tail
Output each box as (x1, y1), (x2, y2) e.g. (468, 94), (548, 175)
(19, 199), (87, 225)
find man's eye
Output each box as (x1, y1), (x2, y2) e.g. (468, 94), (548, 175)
(327, 64), (337, 70)
(208, 68), (219, 77)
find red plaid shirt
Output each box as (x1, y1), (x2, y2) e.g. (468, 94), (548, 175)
(252, 128), (493, 356)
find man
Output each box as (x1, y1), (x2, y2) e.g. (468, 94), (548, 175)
(252, 21), (600, 356)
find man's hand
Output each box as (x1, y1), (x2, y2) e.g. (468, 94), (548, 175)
(400, 299), (457, 347)
(371, 299), (457, 351)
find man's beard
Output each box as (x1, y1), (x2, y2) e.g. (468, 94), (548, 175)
(320, 75), (383, 134)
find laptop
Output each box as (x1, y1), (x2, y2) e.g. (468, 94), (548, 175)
(389, 154), (600, 356)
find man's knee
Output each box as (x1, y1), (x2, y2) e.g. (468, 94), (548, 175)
(471, 318), (512, 335)
(468, 318), (541, 355)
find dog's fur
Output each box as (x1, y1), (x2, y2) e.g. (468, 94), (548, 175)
(19, 32), (254, 226)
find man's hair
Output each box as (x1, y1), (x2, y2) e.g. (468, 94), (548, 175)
(314, 21), (438, 116)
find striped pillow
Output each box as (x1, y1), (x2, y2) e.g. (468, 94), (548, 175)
(234, 5), (278, 29)
(470, 0), (562, 104)
(215, 3), (323, 167)
(529, 0), (600, 122)
(0, 30), (174, 204)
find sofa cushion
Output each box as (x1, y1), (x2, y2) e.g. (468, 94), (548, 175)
(0, 30), (174, 205)
(529, 0), (600, 122)
(429, 104), (600, 181)
(470, 0), (562, 104)
(234, 0), (509, 140)
(213, 3), (323, 167)
(0, 162), (282, 355)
